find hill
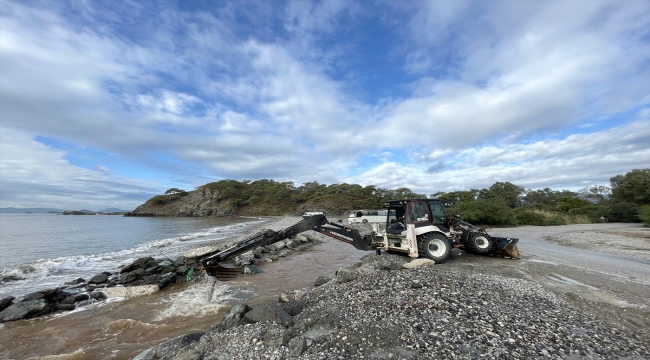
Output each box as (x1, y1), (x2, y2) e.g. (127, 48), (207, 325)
(126, 180), (425, 217)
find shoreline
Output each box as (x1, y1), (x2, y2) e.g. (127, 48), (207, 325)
(2, 219), (649, 359)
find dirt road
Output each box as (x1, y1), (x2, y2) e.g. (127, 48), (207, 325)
(473, 223), (650, 335)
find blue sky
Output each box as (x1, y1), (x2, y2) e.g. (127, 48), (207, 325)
(1, 0), (649, 210)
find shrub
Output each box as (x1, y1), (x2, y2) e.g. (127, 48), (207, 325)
(608, 202), (639, 222)
(452, 199), (516, 225)
(149, 194), (181, 205)
(514, 208), (567, 226)
(638, 205), (650, 226)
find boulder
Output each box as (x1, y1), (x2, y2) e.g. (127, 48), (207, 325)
(279, 289), (305, 303)
(53, 303), (76, 311)
(281, 299), (304, 316)
(295, 234), (309, 243)
(89, 291), (107, 301)
(218, 304), (251, 330)
(0, 296), (15, 312)
(64, 278), (85, 285)
(1, 275), (25, 282)
(184, 246), (221, 259)
(267, 241), (285, 251)
(120, 257), (155, 273)
(314, 276), (331, 286)
(336, 268), (358, 283)
(289, 336), (307, 357)
(263, 324), (290, 346)
(158, 259), (173, 267)
(101, 285), (160, 298)
(403, 259), (435, 269)
(277, 248), (293, 257)
(133, 332), (204, 360)
(0, 299), (50, 322)
(243, 265), (262, 274)
(120, 268), (145, 284)
(88, 273), (109, 284)
(158, 272), (176, 287)
(244, 302), (293, 326)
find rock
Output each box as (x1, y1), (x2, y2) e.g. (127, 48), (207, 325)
(158, 272), (176, 287)
(314, 276), (331, 286)
(120, 257), (155, 273)
(235, 251), (255, 264)
(134, 332), (205, 359)
(64, 278), (85, 285)
(243, 265), (262, 274)
(277, 248), (293, 257)
(53, 303), (76, 311)
(289, 336), (307, 357)
(1, 275), (25, 282)
(100, 285), (160, 298)
(403, 259), (435, 269)
(281, 299), (304, 316)
(22, 291), (45, 301)
(158, 259), (173, 267)
(267, 241), (285, 251)
(0, 296), (15, 312)
(244, 302), (293, 326)
(0, 299), (50, 322)
(264, 324), (290, 346)
(89, 291), (107, 301)
(171, 351), (203, 360)
(88, 273), (109, 284)
(295, 234), (309, 243)
(336, 267), (358, 283)
(219, 304), (251, 330)
(279, 289), (305, 303)
(120, 268), (145, 284)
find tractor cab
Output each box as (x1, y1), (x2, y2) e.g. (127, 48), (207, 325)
(385, 199), (450, 235)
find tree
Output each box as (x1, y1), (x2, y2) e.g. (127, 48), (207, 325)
(479, 182), (525, 208)
(611, 169), (650, 205)
(558, 197), (592, 211)
(164, 188), (186, 195)
(522, 188), (576, 209)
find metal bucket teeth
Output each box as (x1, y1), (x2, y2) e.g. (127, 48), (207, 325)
(208, 263), (244, 281)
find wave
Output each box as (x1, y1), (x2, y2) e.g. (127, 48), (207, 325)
(0, 218), (267, 299)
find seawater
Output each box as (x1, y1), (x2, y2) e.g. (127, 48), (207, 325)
(0, 213), (268, 298)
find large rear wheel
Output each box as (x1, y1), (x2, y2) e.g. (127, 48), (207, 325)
(417, 232), (451, 263)
(463, 232), (494, 254)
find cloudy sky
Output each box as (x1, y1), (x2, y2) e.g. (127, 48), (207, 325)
(1, 0), (649, 210)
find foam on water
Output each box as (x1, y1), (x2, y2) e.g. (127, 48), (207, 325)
(0, 218), (268, 299)
(155, 277), (239, 320)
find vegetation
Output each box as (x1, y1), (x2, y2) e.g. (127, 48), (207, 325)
(142, 168), (649, 226)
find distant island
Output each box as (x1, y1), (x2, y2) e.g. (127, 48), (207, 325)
(0, 207), (131, 215)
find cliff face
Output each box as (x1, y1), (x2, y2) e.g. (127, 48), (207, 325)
(126, 187), (236, 217)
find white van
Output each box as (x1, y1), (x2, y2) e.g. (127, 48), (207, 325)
(348, 209), (387, 224)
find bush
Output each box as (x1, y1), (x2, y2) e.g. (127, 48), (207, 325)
(452, 199), (516, 225)
(514, 208), (567, 226)
(149, 194), (181, 205)
(608, 202), (639, 222)
(638, 205), (650, 226)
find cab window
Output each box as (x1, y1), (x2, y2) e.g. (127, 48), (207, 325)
(428, 200), (449, 225)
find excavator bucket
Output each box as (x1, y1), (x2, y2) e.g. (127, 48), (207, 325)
(206, 263), (245, 281)
(491, 237), (520, 259)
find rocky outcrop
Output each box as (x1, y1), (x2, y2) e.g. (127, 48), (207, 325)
(126, 186), (236, 217)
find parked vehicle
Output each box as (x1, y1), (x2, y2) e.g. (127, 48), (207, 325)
(347, 209), (387, 224)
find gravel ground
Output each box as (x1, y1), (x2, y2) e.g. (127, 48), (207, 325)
(139, 218), (650, 360)
(546, 227), (650, 260)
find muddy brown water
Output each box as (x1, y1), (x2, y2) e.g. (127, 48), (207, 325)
(0, 238), (368, 360)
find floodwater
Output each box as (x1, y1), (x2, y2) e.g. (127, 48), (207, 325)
(0, 237), (369, 360)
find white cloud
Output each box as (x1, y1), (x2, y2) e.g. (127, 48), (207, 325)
(0, 128), (160, 209)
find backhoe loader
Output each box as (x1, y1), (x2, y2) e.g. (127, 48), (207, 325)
(199, 198), (520, 280)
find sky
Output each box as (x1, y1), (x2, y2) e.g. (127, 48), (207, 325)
(0, 0), (649, 211)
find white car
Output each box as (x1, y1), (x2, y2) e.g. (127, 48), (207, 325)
(302, 211), (325, 218)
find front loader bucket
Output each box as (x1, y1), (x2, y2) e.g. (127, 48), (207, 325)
(206, 263), (245, 281)
(491, 237), (520, 259)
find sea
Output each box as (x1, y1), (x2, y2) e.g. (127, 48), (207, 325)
(0, 213), (368, 359)
(0, 213), (268, 299)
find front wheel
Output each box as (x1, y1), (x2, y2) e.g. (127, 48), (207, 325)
(418, 232), (451, 263)
(463, 232), (494, 254)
